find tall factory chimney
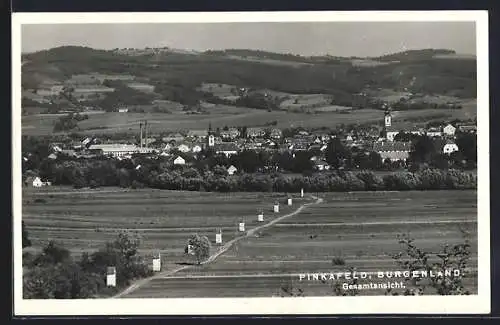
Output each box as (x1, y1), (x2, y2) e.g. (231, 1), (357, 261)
(145, 120), (148, 149)
(139, 122), (143, 149)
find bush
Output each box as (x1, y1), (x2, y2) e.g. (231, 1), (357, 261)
(356, 171), (384, 191)
(332, 257), (346, 266)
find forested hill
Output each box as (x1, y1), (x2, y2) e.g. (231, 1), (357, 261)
(21, 46), (477, 100)
(371, 49), (459, 62)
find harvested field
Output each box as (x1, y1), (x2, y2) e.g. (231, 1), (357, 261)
(22, 187), (309, 261)
(21, 107), (473, 136)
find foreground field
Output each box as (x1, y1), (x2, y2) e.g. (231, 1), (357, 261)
(22, 188), (478, 297)
(22, 187), (308, 262)
(21, 106), (474, 136)
(125, 190), (478, 297)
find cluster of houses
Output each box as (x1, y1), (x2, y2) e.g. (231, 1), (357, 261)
(371, 109), (475, 162)
(25, 108), (477, 187)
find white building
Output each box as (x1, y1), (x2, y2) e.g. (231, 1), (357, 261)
(214, 143), (238, 157)
(192, 145), (203, 153)
(443, 141), (459, 155)
(227, 165), (238, 176)
(426, 128), (443, 138)
(88, 144), (153, 158)
(385, 131), (399, 142)
(314, 160), (330, 171)
(32, 177), (43, 187)
(118, 108), (129, 113)
(177, 144), (191, 153)
(173, 156), (186, 165)
(443, 124), (456, 137)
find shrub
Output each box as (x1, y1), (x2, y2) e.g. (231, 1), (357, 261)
(356, 171), (384, 191)
(332, 257), (346, 266)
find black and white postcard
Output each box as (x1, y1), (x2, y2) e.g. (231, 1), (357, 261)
(12, 10), (490, 315)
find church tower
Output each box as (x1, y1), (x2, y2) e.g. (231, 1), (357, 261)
(207, 122), (215, 147)
(384, 108), (392, 128)
(382, 105), (393, 141)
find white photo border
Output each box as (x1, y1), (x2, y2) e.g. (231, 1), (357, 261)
(12, 10), (490, 315)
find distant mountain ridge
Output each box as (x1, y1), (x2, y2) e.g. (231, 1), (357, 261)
(22, 46), (475, 62)
(21, 46), (477, 101)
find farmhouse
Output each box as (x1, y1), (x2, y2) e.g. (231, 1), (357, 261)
(373, 141), (411, 162)
(173, 156), (186, 165)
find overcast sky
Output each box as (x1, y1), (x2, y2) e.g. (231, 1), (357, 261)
(21, 22), (476, 57)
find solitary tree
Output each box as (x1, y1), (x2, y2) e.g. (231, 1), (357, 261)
(185, 234), (211, 265)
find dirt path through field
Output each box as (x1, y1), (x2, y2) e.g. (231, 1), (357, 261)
(112, 195), (323, 298)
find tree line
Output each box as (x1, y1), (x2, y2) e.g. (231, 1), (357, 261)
(27, 153), (476, 192)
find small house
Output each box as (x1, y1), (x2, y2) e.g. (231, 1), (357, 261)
(177, 144), (191, 153)
(227, 165), (238, 176)
(173, 156), (186, 165)
(314, 160), (330, 171)
(32, 177), (43, 188)
(191, 144), (203, 153)
(269, 128), (282, 139)
(443, 124), (456, 137)
(443, 140), (459, 155)
(426, 127), (443, 138)
(458, 125), (477, 134)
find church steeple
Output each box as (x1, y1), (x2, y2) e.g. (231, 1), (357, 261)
(384, 108), (392, 128)
(207, 122), (215, 147)
(383, 105), (393, 141)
